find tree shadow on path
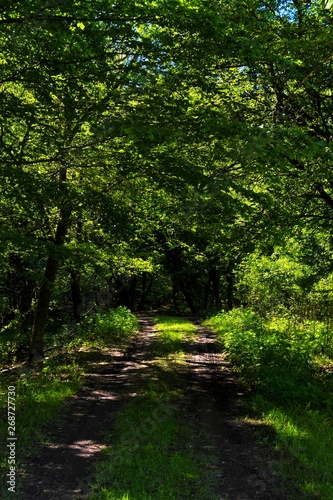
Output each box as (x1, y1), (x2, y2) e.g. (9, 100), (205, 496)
(19, 315), (298, 499)
(20, 320), (157, 499)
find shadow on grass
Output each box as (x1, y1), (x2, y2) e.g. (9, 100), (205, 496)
(6, 315), (287, 500)
(253, 398), (333, 499)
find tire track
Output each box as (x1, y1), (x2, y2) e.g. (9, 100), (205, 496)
(183, 320), (289, 500)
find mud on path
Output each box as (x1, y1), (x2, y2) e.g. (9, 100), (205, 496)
(19, 316), (289, 499)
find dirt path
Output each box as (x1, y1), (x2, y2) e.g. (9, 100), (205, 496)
(182, 320), (288, 499)
(20, 316), (157, 499)
(19, 316), (289, 499)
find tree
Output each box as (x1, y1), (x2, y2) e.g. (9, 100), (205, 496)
(1, 0), (237, 358)
(2, 0), (333, 361)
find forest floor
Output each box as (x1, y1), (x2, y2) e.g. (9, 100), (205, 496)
(18, 315), (293, 499)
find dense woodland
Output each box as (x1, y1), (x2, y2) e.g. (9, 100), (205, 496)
(1, 0), (333, 362)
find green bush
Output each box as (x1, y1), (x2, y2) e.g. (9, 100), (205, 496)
(205, 308), (333, 409)
(237, 251), (312, 314)
(72, 306), (139, 347)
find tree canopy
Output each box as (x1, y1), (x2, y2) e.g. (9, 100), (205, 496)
(1, 0), (333, 360)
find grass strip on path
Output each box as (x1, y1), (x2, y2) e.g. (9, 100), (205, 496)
(89, 316), (215, 500)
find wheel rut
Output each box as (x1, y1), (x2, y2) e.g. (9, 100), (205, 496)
(19, 316), (157, 499)
(182, 320), (289, 499)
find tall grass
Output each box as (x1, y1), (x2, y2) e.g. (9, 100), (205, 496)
(205, 308), (333, 498)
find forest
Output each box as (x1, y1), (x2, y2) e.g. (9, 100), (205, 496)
(1, 0), (333, 498)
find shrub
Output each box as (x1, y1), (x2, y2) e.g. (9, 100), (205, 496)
(72, 306), (139, 347)
(205, 308), (333, 409)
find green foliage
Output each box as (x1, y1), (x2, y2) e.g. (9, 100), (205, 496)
(1, 0), (333, 360)
(236, 238), (333, 324)
(237, 251), (312, 313)
(70, 307), (139, 348)
(206, 308), (333, 497)
(205, 309), (333, 409)
(2, 1), (333, 493)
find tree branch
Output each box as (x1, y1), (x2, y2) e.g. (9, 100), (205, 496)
(315, 182), (333, 209)
(0, 15), (146, 25)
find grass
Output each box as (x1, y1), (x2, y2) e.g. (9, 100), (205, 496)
(0, 358), (82, 498)
(90, 396), (203, 500)
(0, 306), (138, 498)
(89, 316), (216, 500)
(263, 407), (333, 497)
(152, 316), (196, 358)
(205, 308), (333, 498)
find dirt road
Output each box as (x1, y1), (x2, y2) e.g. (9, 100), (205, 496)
(19, 316), (289, 499)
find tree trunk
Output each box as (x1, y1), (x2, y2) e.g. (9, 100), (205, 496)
(211, 267), (222, 309)
(226, 264), (233, 311)
(203, 277), (211, 310)
(137, 272), (154, 310)
(145, 275), (154, 306)
(179, 278), (197, 314)
(172, 276), (180, 312)
(6, 254), (35, 317)
(29, 168), (70, 361)
(29, 256), (59, 360)
(129, 276), (137, 310)
(114, 275), (130, 307)
(70, 269), (83, 322)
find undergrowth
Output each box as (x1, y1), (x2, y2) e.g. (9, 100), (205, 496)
(0, 306), (138, 498)
(205, 308), (333, 498)
(0, 306), (139, 364)
(68, 306), (139, 349)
